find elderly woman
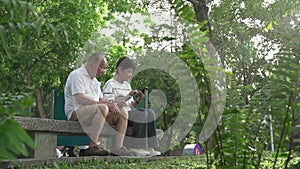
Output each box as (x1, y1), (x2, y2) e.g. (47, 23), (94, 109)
(103, 57), (161, 156)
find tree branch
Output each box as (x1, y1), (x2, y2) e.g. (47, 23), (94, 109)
(29, 50), (53, 70)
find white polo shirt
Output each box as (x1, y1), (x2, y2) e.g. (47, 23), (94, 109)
(64, 65), (103, 120)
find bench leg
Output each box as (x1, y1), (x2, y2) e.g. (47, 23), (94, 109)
(33, 132), (57, 158)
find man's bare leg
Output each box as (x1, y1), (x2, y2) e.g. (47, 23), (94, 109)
(114, 108), (128, 150)
(89, 104), (109, 147)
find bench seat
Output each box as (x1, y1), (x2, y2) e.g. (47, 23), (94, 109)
(13, 116), (116, 159)
(13, 116), (115, 136)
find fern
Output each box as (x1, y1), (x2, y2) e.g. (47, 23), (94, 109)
(263, 47), (300, 168)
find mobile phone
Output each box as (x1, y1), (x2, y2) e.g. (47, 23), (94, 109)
(141, 87), (149, 94)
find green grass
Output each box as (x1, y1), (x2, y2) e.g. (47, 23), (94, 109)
(15, 153), (300, 169)
(22, 156), (208, 169)
(72, 157), (206, 169)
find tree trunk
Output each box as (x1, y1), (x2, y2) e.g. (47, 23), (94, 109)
(37, 88), (47, 118)
(187, 0), (226, 154)
(187, 0), (212, 38)
(25, 63), (32, 114)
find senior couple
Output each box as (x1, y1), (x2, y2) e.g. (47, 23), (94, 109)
(64, 52), (160, 157)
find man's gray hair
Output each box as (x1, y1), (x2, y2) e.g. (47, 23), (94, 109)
(87, 52), (105, 64)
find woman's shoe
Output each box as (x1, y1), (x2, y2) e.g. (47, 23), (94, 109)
(111, 146), (139, 156)
(147, 148), (161, 156)
(129, 148), (150, 156)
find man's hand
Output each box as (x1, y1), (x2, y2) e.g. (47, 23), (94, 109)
(99, 98), (120, 114)
(107, 101), (120, 114)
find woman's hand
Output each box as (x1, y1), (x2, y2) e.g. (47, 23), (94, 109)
(128, 90), (138, 96)
(136, 90), (144, 102)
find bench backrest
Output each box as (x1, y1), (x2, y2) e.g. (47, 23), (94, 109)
(53, 89), (148, 146)
(53, 90), (148, 120)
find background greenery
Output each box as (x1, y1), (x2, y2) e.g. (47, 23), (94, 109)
(0, 0), (299, 168)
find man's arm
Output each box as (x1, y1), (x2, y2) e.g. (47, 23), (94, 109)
(75, 93), (98, 105)
(99, 98), (110, 105)
(75, 93), (120, 114)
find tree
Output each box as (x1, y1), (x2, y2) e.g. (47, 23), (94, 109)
(187, 0), (300, 167)
(0, 0), (107, 118)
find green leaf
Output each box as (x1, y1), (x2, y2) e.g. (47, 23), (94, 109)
(264, 21), (273, 32)
(0, 118), (35, 162)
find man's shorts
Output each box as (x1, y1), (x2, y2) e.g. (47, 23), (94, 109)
(70, 104), (119, 125)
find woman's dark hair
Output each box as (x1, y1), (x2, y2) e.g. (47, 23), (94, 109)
(116, 57), (136, 74)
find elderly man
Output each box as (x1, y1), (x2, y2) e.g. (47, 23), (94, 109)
(64, 52), (136, 156)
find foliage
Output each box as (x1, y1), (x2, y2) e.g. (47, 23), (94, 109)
(207, 0), (300, 168)
(0, 93), (35, 162)
(0, 0), (107, 118)
(264, 46), (300, 168)
(0, 0), (107, 162)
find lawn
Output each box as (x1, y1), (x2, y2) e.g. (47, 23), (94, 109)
(13, 153), (300, 169)
(18, 156), (207, 169)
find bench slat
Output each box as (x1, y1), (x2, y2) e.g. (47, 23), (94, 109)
(13, 116), (117, 137)
(14, 116), (86, 135)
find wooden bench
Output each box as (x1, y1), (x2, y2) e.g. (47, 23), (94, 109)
(13, 116), (116, 159)
(13, 90), (163, 159)
(14, 115), (163, 159)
